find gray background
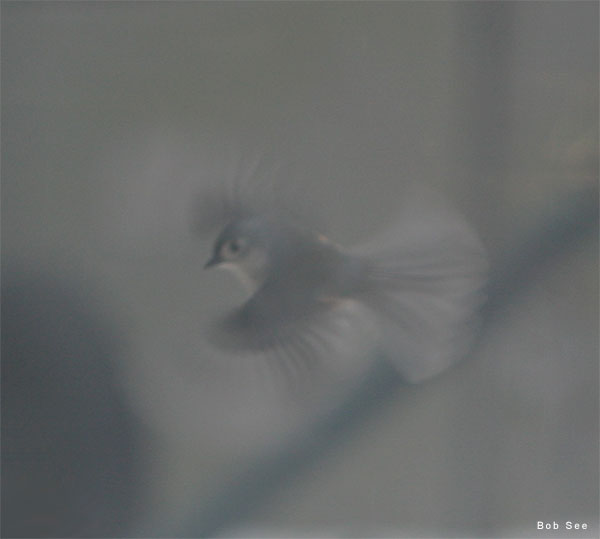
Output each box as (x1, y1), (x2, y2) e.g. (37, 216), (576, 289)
(2, 1), (598, 537)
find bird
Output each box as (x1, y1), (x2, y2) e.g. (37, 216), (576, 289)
(199, 182), (488, 387)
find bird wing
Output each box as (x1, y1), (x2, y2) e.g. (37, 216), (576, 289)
(207, 282), (377, 388)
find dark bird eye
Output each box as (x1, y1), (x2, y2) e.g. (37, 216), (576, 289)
(221, 237), (246, 259)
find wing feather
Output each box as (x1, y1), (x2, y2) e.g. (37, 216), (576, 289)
(207, 284), (376, 389)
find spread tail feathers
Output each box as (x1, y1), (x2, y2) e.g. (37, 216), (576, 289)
(353, 194), (488, 383)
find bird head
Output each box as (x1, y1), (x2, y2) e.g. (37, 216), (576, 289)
(205, 216), (273, 291)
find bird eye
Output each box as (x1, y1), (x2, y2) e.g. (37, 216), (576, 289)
(221, 237), (246, 259)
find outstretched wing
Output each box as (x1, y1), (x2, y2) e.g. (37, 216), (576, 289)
(207, 283), (376, 389)
(191, 157), (328, 239)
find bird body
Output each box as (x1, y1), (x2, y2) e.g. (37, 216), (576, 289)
(202, 191), (488, 385)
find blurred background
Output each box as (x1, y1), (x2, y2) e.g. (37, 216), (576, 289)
(2, 1), (598, 537)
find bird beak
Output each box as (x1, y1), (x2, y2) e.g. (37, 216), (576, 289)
(204, 255), (220, 269)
